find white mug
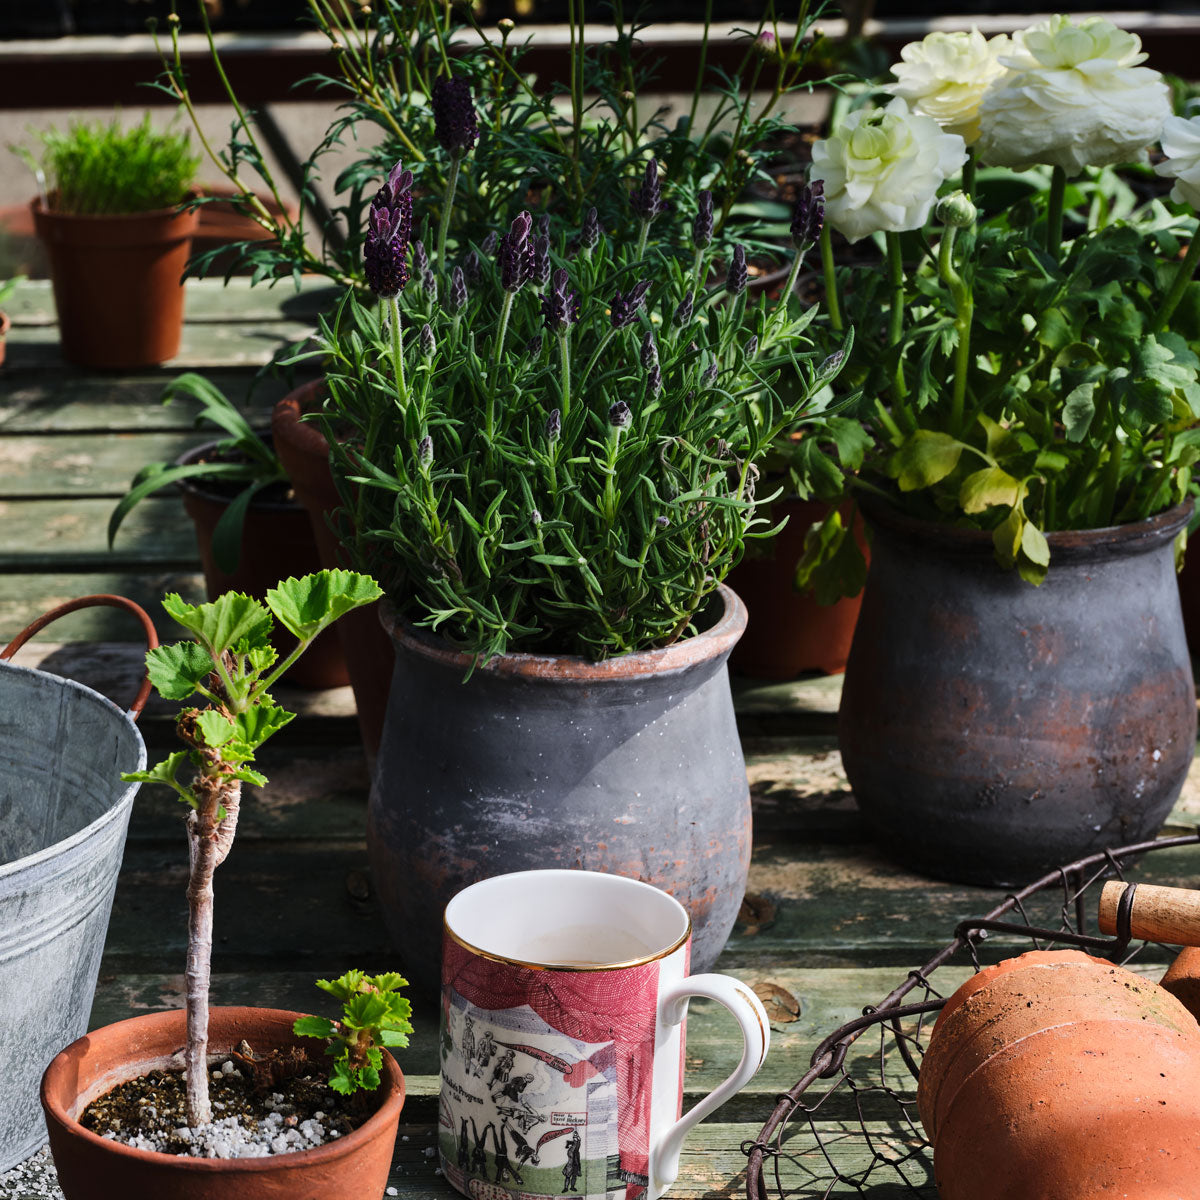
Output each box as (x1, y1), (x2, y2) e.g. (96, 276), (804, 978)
(438, 869), (770, 1199)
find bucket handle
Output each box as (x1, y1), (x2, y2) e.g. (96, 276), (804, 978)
(1, 594), (160, 720)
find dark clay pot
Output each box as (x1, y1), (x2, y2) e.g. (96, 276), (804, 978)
(368, 586), (751, 997)
(918, 950), (1200, 1200)
(727, 496), (865, 678)
(32, 196), (198, 369)
(271, 382), (392, 755)
(839, 499), (1195, 887)
(177, 440), (347, 690)
(42, 1006), (405, 1200)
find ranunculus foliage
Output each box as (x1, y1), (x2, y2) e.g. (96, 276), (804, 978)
(974, 15), (1170, 175)
(1156, 115), (1200, 211)
(810, 98), (966, 244)
(886, 28), (1011, 145)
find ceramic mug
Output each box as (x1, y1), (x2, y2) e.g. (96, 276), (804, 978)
(438, 869), (770, 1200)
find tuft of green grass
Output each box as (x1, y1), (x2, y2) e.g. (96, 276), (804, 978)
(37, 115), (199, 215)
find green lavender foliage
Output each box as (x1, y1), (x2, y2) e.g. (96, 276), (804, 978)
(294, 971), (413, 1095)
(302, 184), (851, 661)
(33, 115), (198, 215)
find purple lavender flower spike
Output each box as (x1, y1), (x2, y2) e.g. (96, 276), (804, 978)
(609, 401), (633, 429)
(701, 360), (718, 386)
(417, 434), (434, 466)
(693, 191), (714, 249)
(673, 291), (694, 326)
(646, 364), (662, 396)
(609, 279), (651, 328)
(420, 323), (436, 356)
(640, 330), (658, 371)
(533, 235), (551, 288)
(538, 213), (551, 239)
(422, 267), (437, 301)
(498, 212), (534, 293)
(726, 245), (748, 296)
(540, 268), (579, 335)
(462, 249), (482, 282)
(545, 408), (562, 442)
(480, 231), (499, 257)
(526, 333), (544, 357)
(790, 180), (824, 250)
(431, 76), (479, 157)
(364, 161), (414, 298)
(580, 207), (601, 251)
(630, 158), (665, 222)
(448, 266), (468, 313)
(745, 334), (758, 358)
(412, 240), (428, 275)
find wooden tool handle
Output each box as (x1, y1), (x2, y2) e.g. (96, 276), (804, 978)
(1099, 881), (1200, 946)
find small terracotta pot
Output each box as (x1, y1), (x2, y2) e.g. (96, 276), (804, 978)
(42, 1006), (404, 1200)
(918, 949), (1200, 1200)
(271, 382), (392, 753)
(191, 186), (301, 277)
(177, 440), (348, 690)
(1160, 944), (1200, 1022)
(0, 311), (9, 367)
(32, 195), (199, 369)
(727, 496), (865, 678)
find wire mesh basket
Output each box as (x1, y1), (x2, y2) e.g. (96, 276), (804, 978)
(743, 832), (1200, 1200)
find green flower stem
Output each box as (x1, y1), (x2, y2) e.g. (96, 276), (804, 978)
(581, 327), (617, 386)
(766, 247), (806, 343)
(488, 290), (516, 440)
(435, 155), (462, 275)
(962, 148), (976, 199)
(389, 297), (407, 407)
(937, 225), (974, 436)
(819, 225), (843, 332)
(635, 218), (651, 264)
(559, 331), (573, 422)
(885, 231), (908, 402)
(685, 0), (714, 143)
(1099, 438), (1123, 527)
(1046, 165), (1067, 257)
(1152, 229), (1200, 334)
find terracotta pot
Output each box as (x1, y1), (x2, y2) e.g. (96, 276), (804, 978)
(31, 195), (199, 369)
(1160, 944), (1200, 1022)
(0, 311), (9, 367)
(369, 586), (752, 998)
(42, 1006), (405, 1200)
(839, 498), (1196, 886)
(727, 496), (865, 678)
(918, 949), (1200, 1200)
(191, 186), (300, 276)
(271, 382), (392, 753)
(177, 440), (348, 690)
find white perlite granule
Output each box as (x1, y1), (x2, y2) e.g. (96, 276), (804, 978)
(0, 1146), (64, 1199)
(107, 1108), (335, 1159)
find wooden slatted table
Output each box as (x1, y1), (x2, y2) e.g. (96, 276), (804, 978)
(4, 276), (1200, 1198)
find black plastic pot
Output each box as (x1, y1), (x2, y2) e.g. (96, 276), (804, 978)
(367, 586), (751, 997)
(839, 499), (1196, 888)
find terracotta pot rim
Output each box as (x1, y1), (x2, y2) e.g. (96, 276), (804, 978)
(0, 311), (9, 338)
(857, 492), (1193, 561)
(31, 193), (199, 224)
(271, 379), (331, 461)
(380, 583), (748, 681)
(174, 437), (298, 513)
(41, 1006), (404, 1174)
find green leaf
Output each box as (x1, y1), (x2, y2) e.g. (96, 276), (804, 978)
(889, 431), (964, 492)
(293, 1016), (336, 1040)
(265, 570), (383, 641)
(328, 1060), (355, 1094)
(145, 641), (215, 701)
(992, 506), (1024, 569)
(121, 749), (192, 800)
(231, 704), (294, 752)
(959, 467), (1023, 514)
(162, 592), (272, 658)
(229, 766), (268, 787)
(196, 709), (236, 749)
(1061, 383), (1097, 442)
(1021, 519), (1050, 567)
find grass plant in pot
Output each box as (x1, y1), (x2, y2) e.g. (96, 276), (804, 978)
(39, 571), (416, 1200)
(294, 130), (849, 993)
(108, 374), (347, 689)
(804, 15), (1200, 886)
(17, 114), (200, 369)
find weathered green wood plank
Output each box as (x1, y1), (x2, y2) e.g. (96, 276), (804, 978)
(0, 497), (197, 568)
(7, 277), (341, 326)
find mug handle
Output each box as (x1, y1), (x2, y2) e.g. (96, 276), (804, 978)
(651, 974), (771, 1193)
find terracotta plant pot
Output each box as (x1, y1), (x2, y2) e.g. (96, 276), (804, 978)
(191, 186), (301, 277)
(0, 311), (9, 367)
(177, 440), (348, 690)
(727, 496), (865, 678)
(839, 498), (1196, 886)
(369, 586), (752, 997)
(42, 1006), (405, 1200)
(917, 949), (1200, 1200)
(271, 382), (392, 753)
(31, 195), (199, 369)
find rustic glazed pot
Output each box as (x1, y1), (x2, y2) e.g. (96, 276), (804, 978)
(918, 949), (1200, 1200)
(32, 195), (199, 369)
(42, 1006), (405, 1200)
(368, 586), (752, 997)
(176, 439), (347, 690)
(839, 499), (1195, 886)
(727, 496), (865, 678)
(271, 383), (392, 755)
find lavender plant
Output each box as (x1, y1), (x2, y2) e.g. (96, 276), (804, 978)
(295, 158), (849, 661)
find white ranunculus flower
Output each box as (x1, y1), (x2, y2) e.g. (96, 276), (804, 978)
(1156, 114), (1200, 210)
(810, 98), (967, 244)
(886, 28), (1012, 145)
(975, 14), (1170, 175)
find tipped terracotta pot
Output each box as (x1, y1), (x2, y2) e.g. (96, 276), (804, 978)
(727, 496), (865, 678)
(177, 439), (348, 690)
(271, 382), (392, 755)
(1160, 944), (1200, 1022)
(918, 949), (1200, 1200)
(42, 1006), (405, 1200)
(32, 195), (199, 369)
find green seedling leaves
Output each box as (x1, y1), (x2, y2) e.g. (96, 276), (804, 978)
(121, 750), (194, 805)
(145, 641), (216, 701)
(293, 1016), (336, 1039)
(889, 431), (964, 492)
(163, 591), (272, 657)
(266, 571), (383, 641)
(960, 467), (1023, 514)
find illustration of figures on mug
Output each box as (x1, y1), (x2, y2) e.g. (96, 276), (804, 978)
(437, 870), (771, 1200)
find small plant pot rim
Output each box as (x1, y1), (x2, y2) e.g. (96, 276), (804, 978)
(271, 379), (330, 463)
(174, 438), (295, 513)
(379, 582), (747, 682)
(0, 311), (10, 338)
(31, 194), (199, 243)
(857, 492), (1192, 564)
(41, 1006), (405, 1177)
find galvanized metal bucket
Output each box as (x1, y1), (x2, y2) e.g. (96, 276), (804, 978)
(0, 596), (156, 1172)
